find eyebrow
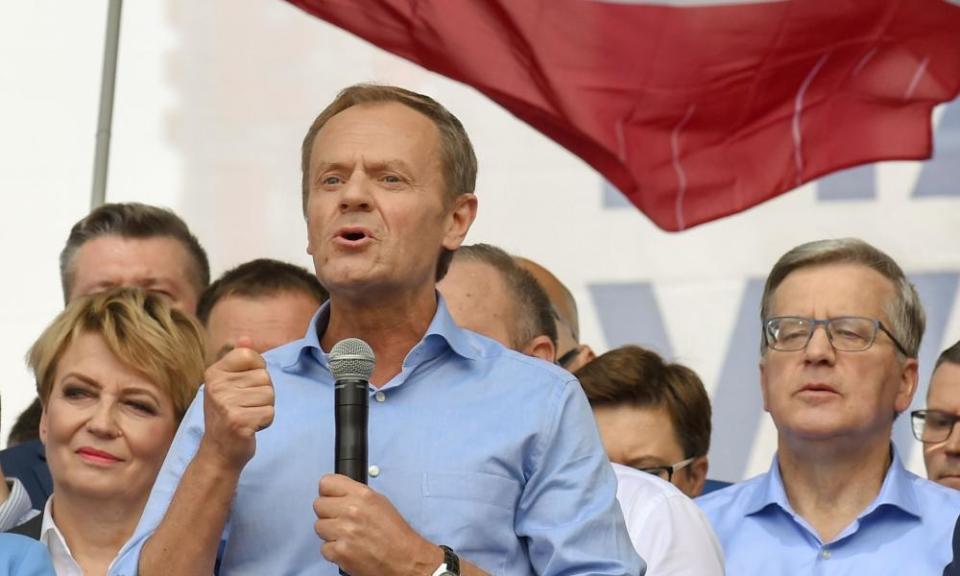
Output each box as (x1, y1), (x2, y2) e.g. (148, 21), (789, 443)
(117, 386), (163, 411)
(60, 372), (162, 404)
(312, 159), (414, 179)
(60, 372), (101, 389)
(625, 457), (668, 469)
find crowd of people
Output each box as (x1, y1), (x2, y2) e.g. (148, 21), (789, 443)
(0, 83), (958, 575)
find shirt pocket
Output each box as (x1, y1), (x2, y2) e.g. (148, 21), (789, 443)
(422, 470), (523, 574)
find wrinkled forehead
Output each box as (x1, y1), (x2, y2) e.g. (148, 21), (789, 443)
(311, 102), (442, 165)
(769, 262), (897, 319)
(72, 235), (197, 291)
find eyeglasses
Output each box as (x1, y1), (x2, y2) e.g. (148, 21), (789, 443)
(763, 316), (909, 356)
(636, 457), (695, 482)
(910, 409), (960, 444)
(556, 347), (581, 369)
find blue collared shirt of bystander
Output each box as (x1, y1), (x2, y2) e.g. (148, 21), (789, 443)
(697, 448), (960, 575)
(111, 297), (642, 576)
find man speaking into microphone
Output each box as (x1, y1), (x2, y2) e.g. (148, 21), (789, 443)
(113, 84), (642, 576)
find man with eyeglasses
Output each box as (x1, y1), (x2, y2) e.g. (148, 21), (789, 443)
(913, 340), (960, 490)
(697, 238), (960, 574)
(575, 345), (724, 575)
(515, 256), (597, 372)
(575, 345), (713, 499)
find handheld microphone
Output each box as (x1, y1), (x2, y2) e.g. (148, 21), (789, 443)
(329, 338), (375, 485)
(329, 339), (374, 576)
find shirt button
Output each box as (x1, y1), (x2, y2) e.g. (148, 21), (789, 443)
(821, 548), (831, 559)
(368, 465), (381, 478)
(374, 391), (386, 403)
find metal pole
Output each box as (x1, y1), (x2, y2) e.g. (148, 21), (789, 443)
(91, 0), (123, 210)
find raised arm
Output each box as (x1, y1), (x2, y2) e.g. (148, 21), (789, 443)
(110, 343), (274, 576)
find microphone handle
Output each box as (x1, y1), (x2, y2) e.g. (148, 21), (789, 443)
(335, 378), (368, 485)
(335, 378), (368, 576)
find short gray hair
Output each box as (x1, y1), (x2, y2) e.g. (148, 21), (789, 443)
(60, 203), (210, 303)
(760, 238), (925, 357)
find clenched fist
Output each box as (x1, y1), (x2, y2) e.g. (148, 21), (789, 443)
(199, 337), (275, 472)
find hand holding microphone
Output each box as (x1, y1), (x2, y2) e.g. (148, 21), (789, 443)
(316, 339), (469, 576)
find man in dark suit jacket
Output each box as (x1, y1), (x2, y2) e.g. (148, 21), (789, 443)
(0, 441), (50, 511)
(0, 202), (209, 515)
(946, 515), (960, 576)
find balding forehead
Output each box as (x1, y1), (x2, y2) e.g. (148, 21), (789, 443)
(515, 257), (578, 335)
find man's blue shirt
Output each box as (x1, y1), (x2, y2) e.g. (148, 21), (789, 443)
(697, 448), (960, 575)
(112, 298), (642, 575)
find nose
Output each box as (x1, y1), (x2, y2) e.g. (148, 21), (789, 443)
(944, 421), (960, 455)
(86, 401), (121, 439)
(338, 171), (373, 212)
(803, 322), (836, 365)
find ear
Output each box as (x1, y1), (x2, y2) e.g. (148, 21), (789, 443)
(688, 455), (709, 497)
(39, 402), (48, 446)
(759, 355), (771, 413)
(894, 357), (919, 413)
(522, 335), (556, 363)
(441, 193), (478, 251)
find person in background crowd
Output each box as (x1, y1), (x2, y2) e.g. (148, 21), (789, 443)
(945, 514), (960, 576)
(0, 394), (37, 538)
(515, 257), (596, 371)
(443, 248), (723, 575)
(0, 202), (209, 524)
(438, 244), (557, 362)
(576, 346), (712, 499)
(196, 258), (328, 363)
(2, 394), (53, 574)
(698, 238), (960, 573)
(7, 402), (43, 447)
(115, 84), (642, 576)
(914, 339), (960, 490)
(6, 288), (204, 576)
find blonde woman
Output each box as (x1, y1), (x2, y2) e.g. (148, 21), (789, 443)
(7, 287), (204, 575)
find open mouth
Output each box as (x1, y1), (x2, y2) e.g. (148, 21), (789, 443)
(335, 227), (371, 244)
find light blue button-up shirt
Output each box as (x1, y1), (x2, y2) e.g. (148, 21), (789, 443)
(0, 534), (55, 576)
(697, 448), (960, 575)
(112, 298), (642, 576)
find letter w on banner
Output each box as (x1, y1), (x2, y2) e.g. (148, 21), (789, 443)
(288, 0), (960, 231)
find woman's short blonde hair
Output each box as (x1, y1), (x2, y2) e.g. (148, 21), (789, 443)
(28, 287), (206, 422)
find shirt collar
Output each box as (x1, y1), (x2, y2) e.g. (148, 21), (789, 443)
(40, 496), (82, 575)
(860, 446), (922, 519)
(280, 293), (480, 372)
(745, 445), (921, 519)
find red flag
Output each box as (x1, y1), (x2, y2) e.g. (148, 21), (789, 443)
(288, 0), (960, 231)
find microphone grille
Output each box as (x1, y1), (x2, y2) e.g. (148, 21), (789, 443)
(329, 338), (376, 381)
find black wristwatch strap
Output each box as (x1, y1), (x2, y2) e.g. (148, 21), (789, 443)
(440, 545), (460, 575)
